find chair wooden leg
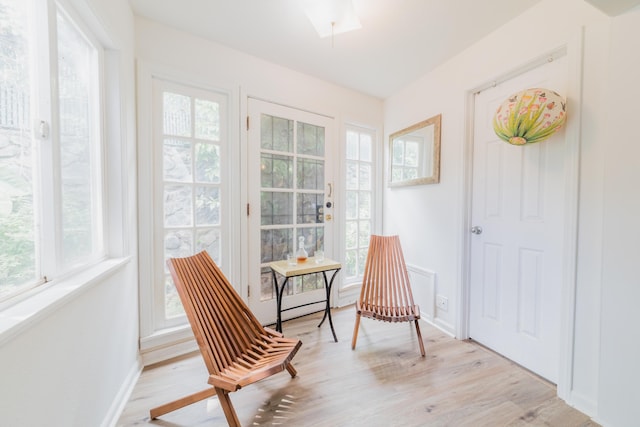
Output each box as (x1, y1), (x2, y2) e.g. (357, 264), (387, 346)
(414, 319), (426, 357)
(215, 388), (241, 427)
(285, 362), (297, 378)
(352, 313), (361, 350)
(149, 387), (217, 419)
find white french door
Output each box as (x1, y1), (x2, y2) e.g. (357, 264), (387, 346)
(247, 98), (335, 325)
(151, 78), (229, 329)
(469, 55), (568, 382)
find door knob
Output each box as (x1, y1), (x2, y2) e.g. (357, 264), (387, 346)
(471, 226), (483, 235)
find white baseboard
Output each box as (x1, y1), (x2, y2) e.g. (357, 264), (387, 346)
(566, 390), (599, 423)
(336, 282), (360, 307)
(432, 317), (456, 336)
(419, 315), (456, 338)
(101, 356), (143, 427)
(141, 337), (199, 366)
(139, 324), (199, 366)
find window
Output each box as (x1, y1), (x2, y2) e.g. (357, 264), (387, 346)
(0, 0), (104, 303)
(344, 126), (375, 284)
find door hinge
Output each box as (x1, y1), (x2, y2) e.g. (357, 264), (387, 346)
(247, 286), (250, 298)
(246, 203), (250, 216)
(246, 116), (250, 130)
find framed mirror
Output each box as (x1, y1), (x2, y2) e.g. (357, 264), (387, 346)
(389, 114), (441, 187)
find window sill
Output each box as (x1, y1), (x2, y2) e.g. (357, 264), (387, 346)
(0, 257), (131, 347)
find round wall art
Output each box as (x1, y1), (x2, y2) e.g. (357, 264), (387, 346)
(493, 87), (566, 145)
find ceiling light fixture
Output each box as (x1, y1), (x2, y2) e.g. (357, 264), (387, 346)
(304, 0), (361, 40)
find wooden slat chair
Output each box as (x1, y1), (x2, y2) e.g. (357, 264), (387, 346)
(351, 235), (426, 357)
(150, 251), (302, 426)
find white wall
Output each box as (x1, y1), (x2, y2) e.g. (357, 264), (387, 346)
(134, 17), (383, 142)
(598, 6), (640, 427)
(0, 0), (140, 426)
(383, 0), (627, 422)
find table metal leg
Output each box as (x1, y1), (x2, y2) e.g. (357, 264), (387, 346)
(271, 266), (340, 340)
(271, 270), (289, 333)
(317, 269), (340, 342)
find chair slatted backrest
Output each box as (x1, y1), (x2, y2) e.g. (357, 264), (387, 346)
(359, 235), (416, 321)
(154, 251), (301, 424)
(168, 251), (266, 377)
(352, 234), (425, 356)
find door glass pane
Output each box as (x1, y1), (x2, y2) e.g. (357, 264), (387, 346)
(260, 266), (276, 301)
(261, 228), (293, 263)
(298, 226), (324, 257)
(164, 230), (193, 260)
(164, 184), (192, 227)
(163, 92), (191, 137)
(297, 158), (324, 190)
(57, 10), (100, 264)
(194, 98), (219, 141)
(300, 273), (323, 293)
(196, 228), (220, 260)
(297, 122), (324, 156)
(261, 153), (293, 189)
(297, 193), (323, 224)
(165, 276), (182, 318)
(0, 0), (38, 298)
(259, 114), (326, 301)
(195, 143), (220, 183)
(163, 139), (192, 182)
(195, 186), (219, 226)
(261, 114), (293, 152)
(261, 191), (293, 225)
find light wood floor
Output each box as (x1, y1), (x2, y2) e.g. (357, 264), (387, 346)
(117, 307), (598, 427)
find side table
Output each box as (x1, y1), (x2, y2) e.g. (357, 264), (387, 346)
(269, 257), (341, 342)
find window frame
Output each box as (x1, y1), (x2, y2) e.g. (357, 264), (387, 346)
(0, 0), (107, 306)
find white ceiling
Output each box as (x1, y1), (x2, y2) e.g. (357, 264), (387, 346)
(129, 0), (639, 99)
(129, 0), (543, 99)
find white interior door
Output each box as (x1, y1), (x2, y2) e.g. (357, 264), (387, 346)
(469, 56), (568, 382)
(247, 98), (335, 325)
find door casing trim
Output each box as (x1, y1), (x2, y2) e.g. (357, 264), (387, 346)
(459, 29), (585, 404)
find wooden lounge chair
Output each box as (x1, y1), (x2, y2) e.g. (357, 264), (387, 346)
(150, 251), (302, 426)
(351, 235), (426, 357)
